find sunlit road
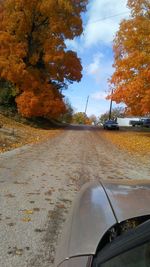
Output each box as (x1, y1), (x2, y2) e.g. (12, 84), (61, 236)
(0, 125), (149, 267)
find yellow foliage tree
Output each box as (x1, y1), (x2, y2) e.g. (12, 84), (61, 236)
(108, 0), (150, 115)
(0, 0), (88, 118)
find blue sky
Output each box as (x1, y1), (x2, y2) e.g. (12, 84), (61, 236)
(64, 0), (130, 117)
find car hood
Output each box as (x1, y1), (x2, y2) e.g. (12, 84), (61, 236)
(55, 179), (150, 266)
(101, 179), (150, 222)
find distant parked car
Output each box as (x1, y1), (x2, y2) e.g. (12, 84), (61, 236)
(103, 120), (119, 130)
(141, 118), (150, 128)
(130, 118), (150, 128)
(55, 179), (150, 267)
(129, 120), (142, 127)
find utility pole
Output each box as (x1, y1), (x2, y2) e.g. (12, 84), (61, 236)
(109, 89), (113, 120)
(85, 95), (89, 115)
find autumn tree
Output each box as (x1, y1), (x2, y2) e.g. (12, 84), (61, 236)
(0, 0), (87, 118)
(108, 0), (150, 115)
(99, 107), (125, 123)
(72, 112), (91, 124)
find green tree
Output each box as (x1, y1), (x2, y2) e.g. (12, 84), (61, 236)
(0, 78), (17, 106)
(60, 98), (74, 123)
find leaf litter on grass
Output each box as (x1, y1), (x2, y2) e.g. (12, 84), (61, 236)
(101, 129), (150, 157)
(0, 114), (62, 153)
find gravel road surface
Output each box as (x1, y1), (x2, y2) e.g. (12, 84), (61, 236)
(0, 125), (150, 267)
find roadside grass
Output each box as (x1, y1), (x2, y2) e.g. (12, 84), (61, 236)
(101, 127), (150, 156)
(0, 113), (63, 153)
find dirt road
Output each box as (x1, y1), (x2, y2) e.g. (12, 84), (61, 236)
(0, 125), (149, 267)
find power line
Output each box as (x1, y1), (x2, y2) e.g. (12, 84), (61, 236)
(83, 11), (130, 26)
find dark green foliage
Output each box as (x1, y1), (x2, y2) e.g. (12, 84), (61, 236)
(60, 98), (74, 123)
(0, 79), (17, 107)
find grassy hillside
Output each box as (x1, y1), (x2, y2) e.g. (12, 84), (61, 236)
(0, 113), (62, 153)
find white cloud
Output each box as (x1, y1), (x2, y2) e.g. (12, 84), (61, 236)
(86, 52), (103, 75)
(85, 53), (114, 84)
(85, 53), (114, 103)
(83, 0), (130, 47)
(91, 91), (107, 100)
(65, 38), (84, 54)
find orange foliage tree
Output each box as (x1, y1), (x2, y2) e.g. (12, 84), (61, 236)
(0, 0), (87, 118)
(108, 0), (150, 115)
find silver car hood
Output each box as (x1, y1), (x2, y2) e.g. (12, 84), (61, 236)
(55, 179), (150, 266)
(101, 179), (150, 222)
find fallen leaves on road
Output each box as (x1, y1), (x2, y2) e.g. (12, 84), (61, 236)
(23, 209), (33, 215)
(15, 249), (23, 256)
(0, 114), (63, 153)
(22, 217), (31, 222)
(33, 208), (40, 212)
(8, 247), (24, 256)
(34, 228), (46, 233)
(26, 192), (40, 195)
(5, 193), (15, 198)
(7, 222), (15, 227)
(56, 203), (65, 209)
(101, 129), (150, 156)
(45, 190), (52, 196)
(14, 181), (28, 185)
(19, 209), (34, 222)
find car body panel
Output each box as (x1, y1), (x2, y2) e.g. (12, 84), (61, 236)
(57, 256), (92, 267)
(55, 179), (150, 267)
(55, 182), (117, 266)
(101, 179), (150, 222)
